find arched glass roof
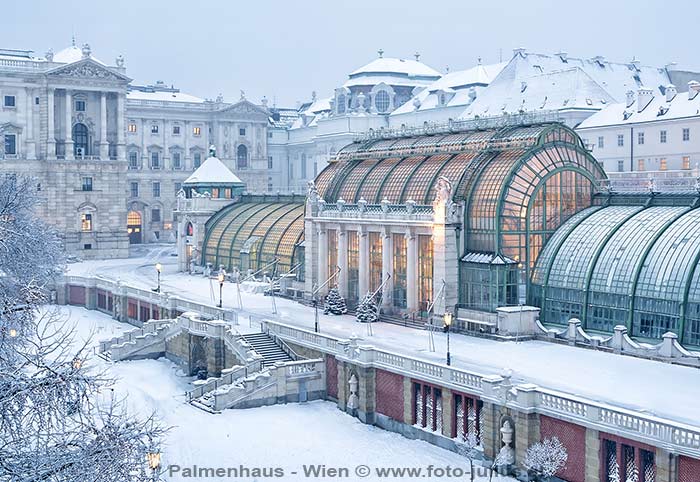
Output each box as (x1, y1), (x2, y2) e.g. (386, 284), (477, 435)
(202, 201), (304, 275)
(531, 203), (700, 346)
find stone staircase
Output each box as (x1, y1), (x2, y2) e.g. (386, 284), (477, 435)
(241, 333), (293, 367)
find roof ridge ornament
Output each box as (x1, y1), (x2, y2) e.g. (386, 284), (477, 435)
(378, 48), (384, 59)
(209, 145), (216, 157)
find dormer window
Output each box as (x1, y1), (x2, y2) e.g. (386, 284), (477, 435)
(375, 90), (390, 113)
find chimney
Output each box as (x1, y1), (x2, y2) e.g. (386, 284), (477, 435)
(513, 47), (526, 58)
(665, 84), (677, 102)
(637, 88), (654, 112)
(625, 90), (635, 108)
(689, 81), (700, 100)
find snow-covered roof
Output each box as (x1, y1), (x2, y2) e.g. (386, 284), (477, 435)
(577, 85), (700, 129)
(392, 62), (507, 115)
(127, 90), (205, 104)
(462, 67), (615, 118)
(184, 155), (243, 185)
(349, 57), (441, 78)
(461, 252), (517, 265)
(53, 44), (105, 65)
(344, 57), (442, 88)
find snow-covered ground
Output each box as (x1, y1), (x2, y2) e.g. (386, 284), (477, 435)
(59, 305), (512, 482)
(66, 245), (700, 427)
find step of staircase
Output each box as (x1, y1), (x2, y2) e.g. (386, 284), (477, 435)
(97, 351), (112, 362)
(241, 333), (293, 367)
(379, 315), (429, 330)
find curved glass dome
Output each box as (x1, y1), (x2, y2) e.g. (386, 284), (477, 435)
(202, 201), (304, 275)
(531, 203), (700, 346)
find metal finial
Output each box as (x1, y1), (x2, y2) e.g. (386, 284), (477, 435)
(378, 49), (384, 58)
(414, 52), (420, 61)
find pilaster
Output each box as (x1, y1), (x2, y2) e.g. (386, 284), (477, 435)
(480, 401), (500, 459)
(99, 92), (108, 159)
(381, 227), (393, 309)
(441, 387), (453, 438)
(358, 227), (369, 298)
(584, 428), (601, 482)
(337, 227), (348, 298)
(64, 90), (74, 160)
(406, 228), (418, 312)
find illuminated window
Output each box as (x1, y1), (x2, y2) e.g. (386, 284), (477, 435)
(224, 188), (232, 198)
(128, 123), (137, 133)
(683, 156), (691, 170)
(328, 230), (338, 281)
(418, 235), (433, 313)
(186, 222), (194, 236)
(163, 222), (173, 230)
(393, 233), (407, 308)
(660, 158), (667, 171)
(375, 90), (391, 113)
(81, 213), (92, 232)
(193, 126), (201, 136)
(637, 159), (645, 171)
(211, 188), (219, 198)
(369, 232), (382, 293)
(347, 231), (359, 302)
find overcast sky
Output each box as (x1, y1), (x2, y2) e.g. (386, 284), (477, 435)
(4, 0), (696, 107)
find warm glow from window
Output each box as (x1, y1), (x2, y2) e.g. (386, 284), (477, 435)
(660, 158), (668, 171)
(637, 159), (645, 171)
(193, 127), (201, 136)
(683, 156), (691, 170)
(81, 213), (92, 232)
(128, 123), (137, 133)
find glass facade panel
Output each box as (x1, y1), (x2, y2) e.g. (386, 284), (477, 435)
(355, 157), (401, 204)
(393, 233), (407, 308)
(328, 229), (338, 283)
(418, 235), (433, 313)
(377, 156), (425, 203)
(347, 230), (359, 302)
(369, 232), (383, 294)
(400, 154), (452, 203)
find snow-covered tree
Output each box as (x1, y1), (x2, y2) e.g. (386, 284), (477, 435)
(323, 287), (347, 315)
(0, 175), (165, 481)
(523, 437), (568, 481)
(456, 432), (480, 482)
(355, 293), (378, 323)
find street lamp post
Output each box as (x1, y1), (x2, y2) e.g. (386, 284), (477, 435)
(155, 263), (162, 293)
(217, 271), (225, 308)
(443, 311), (453, 366)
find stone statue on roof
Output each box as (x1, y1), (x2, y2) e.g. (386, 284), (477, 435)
(306, 180), (319, 204)
(434, 176), (452, 205)
(115, 55), (124, 67)
(209, 145), (216, 157)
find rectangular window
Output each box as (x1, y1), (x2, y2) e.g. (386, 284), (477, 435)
(75, 100), (86, 112)
(150, 124), (159, 134)
(598, 136), (604, 149)
(268, 156), (273, 169)
(660, 130), (667, 143)
(35, 97), (39, 105)
(4, 134), (16, 155)
(172, 125), (180, 135)
(193, 152), (201, 168)
(393, 233), (407, 309)
(128, 151), (139, 169)
(369, 232), (382, 293)
(328, 230), (338, 281)
(81, 177), (93, 191)
(413, 382), (442, 432)
(81, 213), (92, 232)
(239, 128), (246, 136)
(150, 152), (160, 169)
(211, 188), (219, 198)
(151, 209), (161, 222)
(660, 158), (668, 171)
(617, 134), (624, 147)
(637, 159), (645, 171)
(683, 128), (690, 141)
(4, 95), (16, 107)
(617, 160), (624, 172)
(130, 182), (139, 198)
(638, 131), (645, 145)
(172, 152), (181, 169)
(163, 222), (172, 230)
(193, 126), (201, 136)
(174, 182), (182, 193)
(683, 156), (691, 170)
(418, 235), (433, 313)
(268, 132), (273, 139)
(347, 231), (359, 303)
(453, 393), (482, 442)
(152, 182), (160, 198)
(128, 123), (137, 133)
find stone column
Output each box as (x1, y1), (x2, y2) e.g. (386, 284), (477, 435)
(64, 90), (73, 160)
(515, 412), (540, 465)
(381, 228), (393, 309)
(480, 401), (500, 460)
(317, 227), (328, 297)
(337, 228), (348, 298)
(117, 93), (126, 160)
(47, 88), (55, 159)
(358, 227), (369, 298)
(99, 92), (108, 159)
(441, 387), (453, 438)
(584, 428), (601, 482)
(655, 449), (676, 482)
(406, 229), (418, 312)
(25, 88), (36, 159)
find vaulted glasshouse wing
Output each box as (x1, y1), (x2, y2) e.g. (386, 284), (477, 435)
(201, 200), (305, 277)
(530, 194), (700, 347)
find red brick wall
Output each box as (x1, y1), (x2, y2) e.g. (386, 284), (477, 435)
(375, 369), (404, 422)
(68, 286), (86, 306)
(680, 456), (700, 482)
(326, 355), (338, 399)
(540, 416), (586, 482)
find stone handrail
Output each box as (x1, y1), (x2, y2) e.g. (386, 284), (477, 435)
(262, 319), (700, 458)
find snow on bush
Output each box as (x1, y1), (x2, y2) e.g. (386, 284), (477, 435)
(523, 436), (568, 480)
(323, 287), (347, 315)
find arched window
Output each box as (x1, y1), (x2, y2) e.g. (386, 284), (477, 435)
(73, 123), (89, 156)
(375, 90), (391, 113)
(237, 144), (248, 169)
(337, 94), (346, 114)
(186, 222), (194, 236)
